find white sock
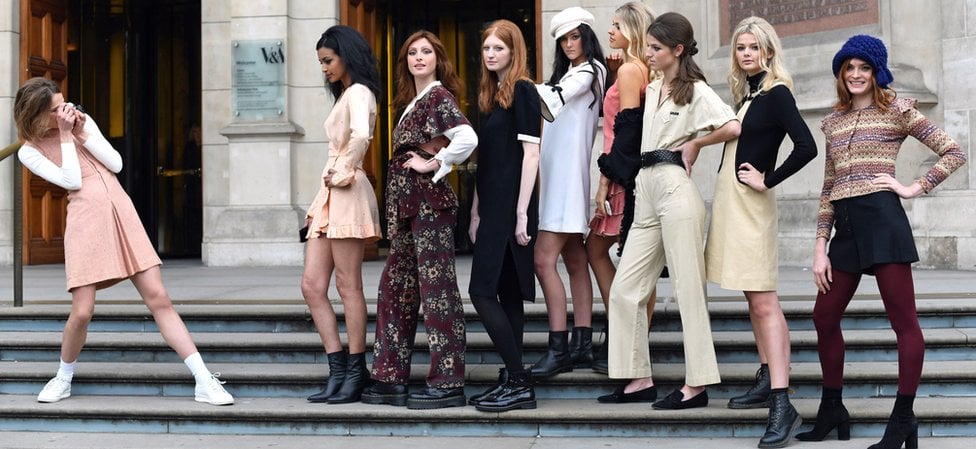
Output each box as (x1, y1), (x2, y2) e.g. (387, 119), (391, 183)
(183, 352), (210, 382)
(56, 359), (75, 381)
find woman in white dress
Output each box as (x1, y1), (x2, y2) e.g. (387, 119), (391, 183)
(530, 6), (607, 378)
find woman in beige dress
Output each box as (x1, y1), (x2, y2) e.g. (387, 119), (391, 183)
(14, 77), (233, 406)
(302, 25), (382, 404)
(705, 17), (816, 448)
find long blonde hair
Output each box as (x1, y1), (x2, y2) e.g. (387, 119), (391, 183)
(727, 16), (793, 106)
(478, 20), (532, 113)
(614, 2), (654, 66)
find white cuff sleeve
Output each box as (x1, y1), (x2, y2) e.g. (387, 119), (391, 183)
(432, 124), (478, 182)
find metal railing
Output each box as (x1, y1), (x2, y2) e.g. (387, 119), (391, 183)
(1, 141), (24, 307)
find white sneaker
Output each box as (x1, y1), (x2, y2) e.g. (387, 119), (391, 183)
(195, 372), (234, 406)
(37, 376), (72, 403)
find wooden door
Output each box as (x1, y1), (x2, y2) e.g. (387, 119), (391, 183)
(341, 0), (381, 260)
(20, 0), (70, 264)
(340, 0), (381, 196)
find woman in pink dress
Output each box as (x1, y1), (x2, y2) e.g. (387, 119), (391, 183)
(586, 1), (655, 377)
(14, 77), (233, 406)
(302, 25), (382, 404)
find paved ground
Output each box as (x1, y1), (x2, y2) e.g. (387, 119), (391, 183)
(1, 433), (974, 449)
(2, 255), (975, 305)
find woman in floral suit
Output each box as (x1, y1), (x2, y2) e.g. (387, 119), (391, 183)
(360, 30), (477, 410)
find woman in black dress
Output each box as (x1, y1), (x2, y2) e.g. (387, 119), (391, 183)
(467, 19), (542, 413)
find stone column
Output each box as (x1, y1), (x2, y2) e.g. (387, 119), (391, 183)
(1, 0), (20, 265)
(202, 0), (306, 266)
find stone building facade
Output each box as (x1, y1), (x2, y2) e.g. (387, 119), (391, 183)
(1, 0), (973, 269)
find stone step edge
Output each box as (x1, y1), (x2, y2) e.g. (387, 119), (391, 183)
(4, 297), (976, 319)
(1, 360), (974, 385)
(2, 328), (973, 350)
(0, 396), (973, 424)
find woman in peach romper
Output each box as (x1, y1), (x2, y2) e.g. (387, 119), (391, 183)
(302, 25), (381, 405)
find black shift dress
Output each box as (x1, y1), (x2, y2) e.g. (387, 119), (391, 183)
(469, 80), (542, 301)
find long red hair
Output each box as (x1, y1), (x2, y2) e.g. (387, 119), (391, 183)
(392, 30), (462, 109)
(478, 20), (533, 113)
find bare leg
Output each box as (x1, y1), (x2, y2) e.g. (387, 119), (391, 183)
(301, 237), (342, 354)
(130, 266), (198, 358)
(535, 231), (571, 331)
(60, 285), (97, 363)
(561, 233), (593, 328)
(585, 233), (616, 311)
(745, 290), (790, 389)
(331, 238), (368, 354)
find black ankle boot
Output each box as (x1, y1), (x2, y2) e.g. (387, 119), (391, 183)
(327, 352), (369, 404)
(307, 350), (347, 402)
(868, 394), (918, 449)
(529, 331), (572, 378)
(758, 388), (802, 448)
(568, 326), (594, 368)
(474, 369), (536, 412)
(468, 368), (508, 405)
(592, 326), (609, 374)
(796, 388), (851, 441)
(728, 364), (771, 409)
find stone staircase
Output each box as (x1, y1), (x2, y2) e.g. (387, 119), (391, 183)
(1, 297), (975, 439)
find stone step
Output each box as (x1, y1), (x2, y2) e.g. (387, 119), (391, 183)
(0, 394), (973, 438)
(2, 360), (974, 400)
(6, 432), (972, 449)
(3, 298), (975, 333)
(2, 328), (973, 364)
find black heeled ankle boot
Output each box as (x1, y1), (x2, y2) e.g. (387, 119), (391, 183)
(592, 327), (609, 374)
(568, 326), (594, 368)
(529, 331), (572, 378)
(728, 364), (771, 409)
(868, 394), (918, 449)
(474, 369), (536, 412)
(307, 350), (347, 402)
(327, 352), (369, 404)
(795, 387), (851, 441)
(758, 388), (802, 448)
(468, 368), (508, 405)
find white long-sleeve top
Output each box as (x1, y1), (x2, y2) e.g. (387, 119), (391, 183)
(396, 81), (478, 182)
(18, 116), (122, 190)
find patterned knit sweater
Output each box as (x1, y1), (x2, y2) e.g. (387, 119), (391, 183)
(817, 97), (967, 239)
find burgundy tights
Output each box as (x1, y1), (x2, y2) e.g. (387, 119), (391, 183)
(812, 263), (924, 395)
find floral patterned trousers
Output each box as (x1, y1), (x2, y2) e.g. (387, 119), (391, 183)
(371, 201), (466, 388)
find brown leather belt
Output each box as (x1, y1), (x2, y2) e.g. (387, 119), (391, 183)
(640, 149), (685, 169)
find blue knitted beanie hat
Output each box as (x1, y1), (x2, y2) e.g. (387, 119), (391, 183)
(832, 34), (893, 88)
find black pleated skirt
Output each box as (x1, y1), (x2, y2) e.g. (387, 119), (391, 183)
(828, 191), (919, 275)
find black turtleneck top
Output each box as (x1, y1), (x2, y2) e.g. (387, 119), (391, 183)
(732, 72), (816, 188)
